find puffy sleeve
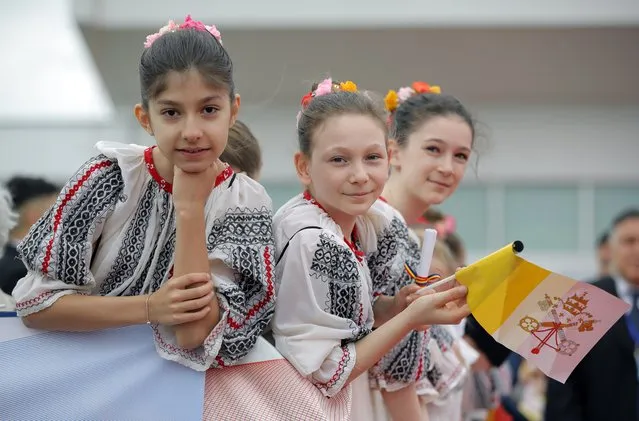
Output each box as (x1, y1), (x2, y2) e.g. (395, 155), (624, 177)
(370, 329), (432, 392)
(152, 178), (277, 370)
(13, 155), (124, 316)
(272, 229), (363, 397)
(367, 205), (432, 391)
(366, 214), (412, 299)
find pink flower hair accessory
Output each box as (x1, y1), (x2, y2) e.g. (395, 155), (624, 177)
(144, 15), (223, 48)
(314, 78), (334, 97)
(296, 78), (359, 127)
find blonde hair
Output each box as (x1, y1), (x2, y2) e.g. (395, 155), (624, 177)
(432, 240), (457, 275)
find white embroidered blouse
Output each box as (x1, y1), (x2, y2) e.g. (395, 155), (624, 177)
(13, 141), (276, 372)
(272, 192), (429, 397)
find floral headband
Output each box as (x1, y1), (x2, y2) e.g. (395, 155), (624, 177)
(300, 78), (358, 108)
(296, 78), (358, 125)
(384, 81), (441, 113)
(144, 15), (222, 48)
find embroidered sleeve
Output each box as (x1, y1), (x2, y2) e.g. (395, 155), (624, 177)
(370, 329), (432, 391)
(423, 325), (467, 395)
(368, 211), (432, 390)
(152, 205), (276, 371)
(13, 155), (124, 316)
(367, 216), (412, 299)
(272, 230), (363, 397)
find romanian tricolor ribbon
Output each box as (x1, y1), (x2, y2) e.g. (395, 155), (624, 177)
(404, 263), (441, 286)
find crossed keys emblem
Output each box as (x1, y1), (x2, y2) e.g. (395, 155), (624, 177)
(518, 291), (600, 356)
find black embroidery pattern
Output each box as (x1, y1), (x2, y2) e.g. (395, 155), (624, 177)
(147, 230), (176, 293)
(371, 220), (432, 386)
(19, 206), (55, 266)
(19, 155), (124, 286)
(376, 329), (430, 383)
(367, 217), (403, 297)
(368, 217), (420, 297)
(206, 206), (276, 364)
(207, 206), (273, 251)
(100, 181), (156, 295)
(123, 189), (173, 297)
(396, 228), (422, 290)
(310, 233), (363, 336)
(430, 325), (455, 350)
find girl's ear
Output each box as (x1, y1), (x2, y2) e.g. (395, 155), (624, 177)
(134, 104), (154, 136)
(388, 138), (401, 170)
(294, 152), (312, 187)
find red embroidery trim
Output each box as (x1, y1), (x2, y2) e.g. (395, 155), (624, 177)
(315, 346), (351, 391)
(302, 190), (364, 262)
(42, 160), (114, 275)
(227, 247), (275, 330)
(344, 227), (365, 263)
(143, 146), (234, 194)
(15, 290), (55, 310)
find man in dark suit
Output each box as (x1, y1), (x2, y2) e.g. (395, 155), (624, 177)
(0, 177), (58, 295)
(544, 208), (639, 421)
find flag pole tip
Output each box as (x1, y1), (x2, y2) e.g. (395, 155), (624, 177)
(513, 240), (524, 253)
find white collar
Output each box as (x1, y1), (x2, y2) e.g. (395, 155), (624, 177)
(613, 275), (638, 313)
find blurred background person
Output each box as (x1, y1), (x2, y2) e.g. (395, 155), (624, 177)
(596, 230), (611, 278)
(545, 208), (639, 421)
(0, 185), (18, 311)
(220, 120), (263, 181)
(0, 176), (59, 295)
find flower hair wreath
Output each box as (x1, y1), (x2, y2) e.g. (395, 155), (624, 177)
(300, 78), (358, 108)
(144, 15), (223, 48)
(296, 77), (358, 125)
(384, 81), (441, 113)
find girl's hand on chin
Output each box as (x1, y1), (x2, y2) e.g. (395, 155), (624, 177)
(172, 163), (219, 212)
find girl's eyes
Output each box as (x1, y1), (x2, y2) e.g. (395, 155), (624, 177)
(161, 109), (179, 118)
(160, 106), (219, 118)
(329, 155), (384, 163)
(424, 146), (469, 161)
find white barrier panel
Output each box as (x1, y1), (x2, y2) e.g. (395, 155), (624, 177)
(0, 317), (205, 420)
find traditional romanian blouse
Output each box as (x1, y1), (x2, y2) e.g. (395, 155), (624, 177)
(13, 141), (276, 371)
(272, 192), (431, 398)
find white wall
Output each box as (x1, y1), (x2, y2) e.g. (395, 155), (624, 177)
(74, 0), (639, 28)
(140, 104), (639, 183)
(2, 104), (637, 183)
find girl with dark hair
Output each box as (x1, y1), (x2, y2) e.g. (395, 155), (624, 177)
(13, 15), (275, 373)
(372, 82), (477, 420)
